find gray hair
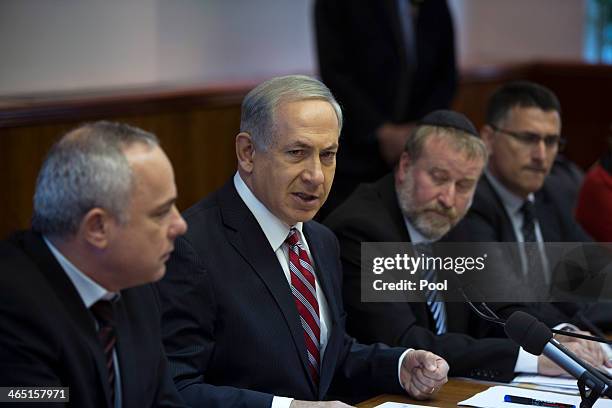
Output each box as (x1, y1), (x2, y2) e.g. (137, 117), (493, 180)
(404, 125), (489, 163)
(240, 74), (343, 150)
(32, 121), (159, 236)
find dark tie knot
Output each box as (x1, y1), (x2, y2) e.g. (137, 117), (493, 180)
(90, 300), (115, 327)
(286, 228), (300, 247)
(521, 200), (536, 222)
(415, 243), (433, 257)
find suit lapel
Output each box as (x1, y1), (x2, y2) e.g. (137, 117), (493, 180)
(481, 177), (518, 241)
(218, 182), (316, 392)
(535, 192), (561, 242)
(378, 174), (412, 242)
(17, 232), (114, 407)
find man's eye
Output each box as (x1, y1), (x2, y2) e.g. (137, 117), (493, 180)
(457, 181), (474, 192)
(287, 150), (305, 157)
(155, 208), (172, 218)
(321, 151), (336, 160)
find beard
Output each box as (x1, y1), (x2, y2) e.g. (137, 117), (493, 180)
(397, 174), (465, 240)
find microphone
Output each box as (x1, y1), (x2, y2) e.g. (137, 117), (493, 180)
(457, 282), (611, 344)
(504, 311), (612, 402)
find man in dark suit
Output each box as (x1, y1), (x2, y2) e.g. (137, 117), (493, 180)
(314, 0), (457, 215)
(447, 82), (593, 291)
(0, 122), (189, 407)
(157, 75), (449, 408)
(446, 81), (611, 360)
(323, 110), (607, 382)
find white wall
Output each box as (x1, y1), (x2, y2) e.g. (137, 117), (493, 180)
(0, 0), (588, 95)
(156, 0), (315, 83)
(449, 0), (586, 67)
(0, 0), (159, 94)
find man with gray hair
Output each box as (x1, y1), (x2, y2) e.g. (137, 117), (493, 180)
(324, 109), (608, 382)
(157, 75), (449, 408)
(0, 121), (188, 407)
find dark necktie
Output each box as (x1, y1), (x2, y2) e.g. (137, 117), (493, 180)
(90, 300), (117, 407)
(520, 200), (537, 243)
(286, 228), (320, 385)
(415, 243), (447, 334)
(520, 200), (547, 286)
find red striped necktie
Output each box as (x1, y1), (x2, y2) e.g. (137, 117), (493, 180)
(286, 228), (321, 385)
(90, 300), (117, 407)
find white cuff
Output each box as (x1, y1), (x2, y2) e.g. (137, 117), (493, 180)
(272, 396), (294, 408)
(398, 348), (413, 389)
(514, 347), (539, 373)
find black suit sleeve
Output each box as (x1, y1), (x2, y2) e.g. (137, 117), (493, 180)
(157, 236), (273, 408)
(332, 223), (518, 382)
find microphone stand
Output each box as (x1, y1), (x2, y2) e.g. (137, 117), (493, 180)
(458, 288), (612, 408)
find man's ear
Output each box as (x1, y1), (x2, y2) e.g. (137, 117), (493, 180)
(236, 132), (256, 173)
(79, 208), (113, 249)
(480, 125), (495, 155)
(395, 151), (412, 185)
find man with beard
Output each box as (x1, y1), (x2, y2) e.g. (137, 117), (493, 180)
(324, 110), (608, 382)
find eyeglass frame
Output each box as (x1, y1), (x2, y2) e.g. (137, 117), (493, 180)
(488, 124), (566, 151)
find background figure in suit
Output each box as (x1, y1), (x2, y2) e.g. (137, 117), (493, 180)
(157, 75), (449, 408)
(446, 81), (612, 347)
(324, 110), (607, 382)
(315, 0), (457, 216)
(0, 121), (188, 407)
(448, 82), (592, 286)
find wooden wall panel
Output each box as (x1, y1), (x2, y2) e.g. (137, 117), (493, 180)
(2, 62), (612, 239)
(0, 102), (242, 239)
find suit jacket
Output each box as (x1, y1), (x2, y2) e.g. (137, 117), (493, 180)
(450, 175), (592, 244)
(447, 176), (602, 325)
(315, 0), (456, 181)
(156, 180), (406, 408)
(0, 231), (185, 408)
(323, 174), (520, 382)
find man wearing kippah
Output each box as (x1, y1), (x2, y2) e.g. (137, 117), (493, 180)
(324, 110), (607, 382)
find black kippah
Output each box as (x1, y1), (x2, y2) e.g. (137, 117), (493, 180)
(418, 109), (478, 137)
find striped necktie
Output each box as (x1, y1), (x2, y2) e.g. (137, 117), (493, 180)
(90, 300), (117, 407)
(286, 228), (320, 385)
(416, 243), (447, 335)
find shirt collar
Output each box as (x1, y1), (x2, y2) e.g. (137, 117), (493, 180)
(43, 236), (118, 308)
(485, 170), (535, 216)
(234, 172), (304, 251)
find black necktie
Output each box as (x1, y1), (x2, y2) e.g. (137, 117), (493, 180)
(520, 200), (547, 287)
(90, 300), (117, 407)
(520, 200), (537, 243)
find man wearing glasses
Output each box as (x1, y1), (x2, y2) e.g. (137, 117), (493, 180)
(448, 81), (593, 300)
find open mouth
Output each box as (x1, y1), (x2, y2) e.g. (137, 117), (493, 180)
(292, 192), (319, 204)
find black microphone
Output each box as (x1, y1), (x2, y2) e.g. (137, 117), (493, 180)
(505, 311), (612, 399)
(457, 282), (611, 344)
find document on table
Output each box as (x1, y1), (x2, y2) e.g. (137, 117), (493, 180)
(373, 403), (440, 408)
(459, 385), (612, 408)
(512, 367), (612, 394)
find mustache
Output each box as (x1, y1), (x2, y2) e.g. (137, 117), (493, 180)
(420, 203), (458, 220)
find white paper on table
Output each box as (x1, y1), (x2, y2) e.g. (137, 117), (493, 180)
(458, 385), (612, 408)
(512, 367), (612, 395)
(373, 402), (441, 408)
(511, 374), (579, 392)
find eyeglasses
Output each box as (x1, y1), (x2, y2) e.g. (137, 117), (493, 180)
(489, 124), (566, 151)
